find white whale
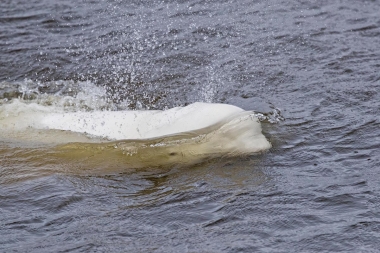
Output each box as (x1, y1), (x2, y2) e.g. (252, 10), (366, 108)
(40, 102), (252, 140)
(0, 100), (271, 170)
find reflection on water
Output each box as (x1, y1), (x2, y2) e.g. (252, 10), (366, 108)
(1, 154), (271, 251)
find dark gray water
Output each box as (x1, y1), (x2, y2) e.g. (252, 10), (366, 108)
(1, 0), (380, 252)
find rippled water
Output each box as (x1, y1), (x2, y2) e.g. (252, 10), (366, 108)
(1, 0), (380, 252)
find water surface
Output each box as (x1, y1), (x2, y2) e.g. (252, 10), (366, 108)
(1, 0), (380, 252)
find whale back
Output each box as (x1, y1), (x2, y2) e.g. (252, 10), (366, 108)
(0, 100), (271, 172)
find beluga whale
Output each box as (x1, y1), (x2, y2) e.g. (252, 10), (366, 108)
(0, 100), (271, 171)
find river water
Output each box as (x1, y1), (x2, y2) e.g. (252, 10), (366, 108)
(1, 0), (380, 252)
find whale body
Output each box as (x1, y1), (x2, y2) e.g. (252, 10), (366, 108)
(40, 102), (248, 140)
(0, 100), (271, 171)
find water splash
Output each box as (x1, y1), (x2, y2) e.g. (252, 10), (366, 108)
(0, 79), (115, 111)
(254, 107), (284, 124)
